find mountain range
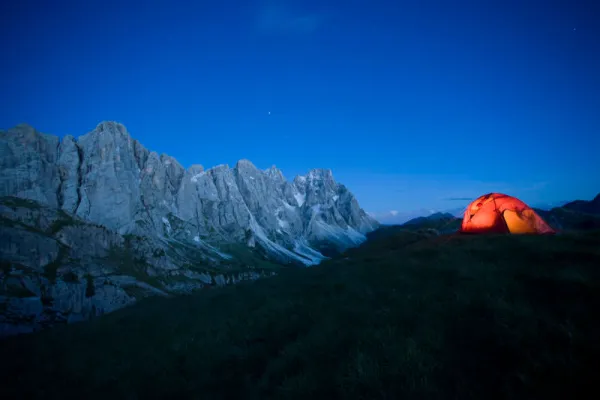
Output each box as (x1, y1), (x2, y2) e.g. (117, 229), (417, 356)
(374, 200), (581, 226)
(0, 121), (377, 336)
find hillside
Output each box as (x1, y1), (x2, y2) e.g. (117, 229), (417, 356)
(0, 195), (287, 336)
(561, 193), (600, 215)
(534, 193), (600, 232)
(1, 230), (599, 399)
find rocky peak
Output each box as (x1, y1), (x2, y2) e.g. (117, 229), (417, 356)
(306, 168), (334, 180)
(95, 121), (128, 136)
(235, 159), (257, 169)
(207, 164), (229, 173)
(264, 165), (285, 182)
(294, 169), (336, 190)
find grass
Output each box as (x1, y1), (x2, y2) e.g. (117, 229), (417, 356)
(62, 270), (79, 283)
(3, 284), (36, 298)
(0, 260), (12, 275)
(85, 274), (95, 298)
(122, 285), (152, 299)
(1, 232), (600, 399)
(47, 210), (84, 234)
(0, 196), (41, 210)
(218, 243), (294, 272)
(106, 243), (164, 289)
(0, 215), (44, 235)
(42, 245), (68, 283)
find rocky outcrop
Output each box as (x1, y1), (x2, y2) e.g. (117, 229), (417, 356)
(0, 124), (60, 208)
(0, 197), (279, 337)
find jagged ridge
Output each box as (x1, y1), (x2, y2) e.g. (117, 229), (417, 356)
(0, 121), (378, 265)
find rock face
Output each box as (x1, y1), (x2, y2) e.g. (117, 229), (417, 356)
(0, 124), (60, 208)
(0, 121), (378, 336)
(1, 121), (377, 262)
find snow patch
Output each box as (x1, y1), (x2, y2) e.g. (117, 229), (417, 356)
(311, 221), (366, 247)
(208, 164), (227, 171)
(162, 217), (172, 234)
(293, 240), (326, 265)
(332, 195), (339, 201)
(345, 227), (367, 244)
(185, 236), (232, 260)
(294, 192), (306, 207)
(249, 218), (313, 265)
(283, 201), (296, 210)
(191, 171), (206, 182)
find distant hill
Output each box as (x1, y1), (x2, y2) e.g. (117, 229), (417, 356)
(400, 212), (462, 234)
(365, 212), (462, 243)
(403, 212), (456, 225)
(561, 193), (600, 215)
(535, 193), (600, 232)
(535, 208), (600, 232)
(529, 200), (569, 210)
(375, 207), (465, 225)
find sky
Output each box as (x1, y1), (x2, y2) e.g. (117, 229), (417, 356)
(1, 0), (599, 221)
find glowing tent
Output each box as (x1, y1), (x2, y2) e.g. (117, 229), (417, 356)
(460, 193), (556, 234)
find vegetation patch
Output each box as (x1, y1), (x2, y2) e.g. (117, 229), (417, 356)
(123, 285), (151, 299)
(47, 211), (84, 234)
(0, 215), (44, 235)
(106, 243), (163, 289)
(4, 283), (36, 298)
(152, 248), (166, 258)
(62, 270), (80, 283)
(0, 196), (41, 210)
(1, 260), (12, 275)
(43, 245), (68, 283)
(85, 274), (95, 298)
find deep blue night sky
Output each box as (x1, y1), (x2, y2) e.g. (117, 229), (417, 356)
(1, 0), (599, 219)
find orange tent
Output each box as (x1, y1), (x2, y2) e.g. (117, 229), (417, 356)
(460, 193), (556, 234)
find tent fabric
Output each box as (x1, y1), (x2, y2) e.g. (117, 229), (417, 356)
(460, 193), (556, 234)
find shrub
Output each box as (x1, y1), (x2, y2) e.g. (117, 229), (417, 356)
(85, 275), (95, 298)
(63, 271), (79, 283)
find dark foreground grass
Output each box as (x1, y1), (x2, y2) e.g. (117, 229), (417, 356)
(1, 232), (600, 399)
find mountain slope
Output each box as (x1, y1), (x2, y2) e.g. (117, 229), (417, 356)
(0, 122), (377, 336)
(0, 122), (377, 264)
(534, 193), (600, 232)
(1, 231), (599, 398)
(561, 193), (600, 215)
(0, 196), (285, 336)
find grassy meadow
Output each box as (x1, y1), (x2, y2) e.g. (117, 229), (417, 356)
(1, 229), (599, 399)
